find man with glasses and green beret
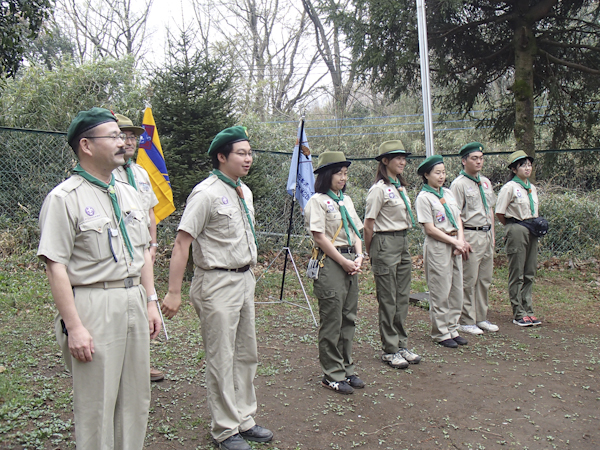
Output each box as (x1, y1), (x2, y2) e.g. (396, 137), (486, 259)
(161, 126), (272, 450)
(450, 142), (499, 335)
(38, 107), (162, 449)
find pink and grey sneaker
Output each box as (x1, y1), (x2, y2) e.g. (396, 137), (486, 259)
(527, 316), (542, 326)
(513, 317), (533, 327)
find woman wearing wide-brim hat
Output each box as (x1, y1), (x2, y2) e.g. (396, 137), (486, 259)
(304, 151), (365, 395)
(495, 151), (542, 327)
(415, 155), (470, 348)
(364, 140), (422, 369)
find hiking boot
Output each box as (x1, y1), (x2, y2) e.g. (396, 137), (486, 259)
(527, 316), (542, 326)
(346, 374), (365, 389)
(381, 352), (409, 369)
(476, 320), (499, 332)
(453, 335), (468, 346)
(513, 317), (533, 327)
(216, 434), (251, 450)
(240, 425), (273, 442)
(459, 324), (484, 335)
(397, 348), (422, 364)
(322, 377), (354, 394)
(438, 338), (458, 348)
(150, 367), (164, 382)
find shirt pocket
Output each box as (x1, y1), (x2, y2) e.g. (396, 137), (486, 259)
(465, 191), (481, 209)
(216, 206), (243, 238)
(125, 210), (148, 248)
(79, 217), (112, 260)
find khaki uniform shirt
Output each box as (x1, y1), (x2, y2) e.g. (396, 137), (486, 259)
(496, 180), (539, 221)
(450, 174), (496, 227)
(364, 180), (413, 232)
(415, 188), (461, 233)
(178, 174), (257, 270)
(114, 163), (159, 224)
(37, 175), (150, 286)
(304, 193), (364, 247)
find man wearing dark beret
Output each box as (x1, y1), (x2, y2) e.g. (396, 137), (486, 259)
(161, 126), (272, 450)
(37, 107), (161, 448)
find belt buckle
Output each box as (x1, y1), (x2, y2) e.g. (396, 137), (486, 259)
(482, 226), (491, 231)
(124, 277), (133, 288)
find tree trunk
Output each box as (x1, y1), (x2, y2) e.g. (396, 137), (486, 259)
(512, 23), (536, 161)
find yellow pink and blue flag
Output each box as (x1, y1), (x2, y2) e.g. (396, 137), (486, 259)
(136, 107), (175, 223)
(286, 119), (315, 212)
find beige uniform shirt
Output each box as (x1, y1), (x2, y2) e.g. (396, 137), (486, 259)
(415, 188), (461, 234)
(114, 163), (159, 224)
(450, 174), (496, 227)
(364, 180), (413, 232)
(304, 193), (364, 247)
(37, 175), (150, 286)
(178, 174), (257, 270)
(496, 180), (539, 221)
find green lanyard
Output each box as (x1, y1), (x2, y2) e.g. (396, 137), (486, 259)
(326, 190), (362, 247)
(511, 176), (535, 215)
(388, 177), (416, 226)
(421, 184), (458, 229)
(211, 170), (258, 248)
(123, 159), (137, 191)
(459, 170), (488, 214)
(72, 164), (134, 260)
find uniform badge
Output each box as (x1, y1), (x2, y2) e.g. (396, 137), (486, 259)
(327, 204), (335, 212)
(483, 181), (489, 189)
(139, 182), (151, 192)
(516, 190), (522, 198)
(436, 211), (446, 222)
(221, 196), (229, 205)
(85, 206), (95, 216)
(386, 187), (395, 199)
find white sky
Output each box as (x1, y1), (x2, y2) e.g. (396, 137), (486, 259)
(143, 0), (194, 64)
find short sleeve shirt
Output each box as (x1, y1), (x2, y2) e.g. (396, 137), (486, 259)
(495, 180), (539, 221)
(178, 174), (257, 270)
(114, 163), (159, 224)
(450, 174), (496, 227)
(415, 187), (461, 234)
(37, 175), (150, 286)
(364, 180), (413, 232)
(304, 193), (364, 247)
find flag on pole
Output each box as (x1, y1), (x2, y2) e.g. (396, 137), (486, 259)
(286, 119), (315, 211)
(136, 107), (176, 223)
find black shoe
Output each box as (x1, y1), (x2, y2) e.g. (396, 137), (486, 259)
(346, 374), (365, 389)
(438, 338), (458, 348)
(453, 335), (468, 346)
(216, 434), (251, 450)
(322, 376), (354, 394)
(240, 425), (273, 443)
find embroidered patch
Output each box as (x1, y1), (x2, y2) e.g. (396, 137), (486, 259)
(436, 211), (446, 222)
(516, 190), (522, 198)
(221, 196), (229, 205)
(386, 187), (396, 199)
(327, 204), (335, 212)
(85, 206), (95, 216)
(483, 181), (489, 189)
(139, 182), (151, 192)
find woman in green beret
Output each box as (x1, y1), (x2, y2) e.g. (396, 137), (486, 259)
(304, 151), (365, 395)
(495, 151), (542, 327)
(415, 155), (470, 348)
(364, 141), (421, 369)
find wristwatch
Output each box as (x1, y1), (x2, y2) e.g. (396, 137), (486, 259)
(147, 293), (158, 303)
(355, 253), (365, 259)
(149, 243), (159, 248)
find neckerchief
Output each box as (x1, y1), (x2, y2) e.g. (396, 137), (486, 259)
(421, 184), (458, 229)
(123, 159), (137, 191)
(388, 177), (416, 226)
(211, 170), (258, 248)
(326, 189), (362, 247)
(511, 176), (535, 215)
(72, 164), (134, 260)
(459, 170), (489, 214)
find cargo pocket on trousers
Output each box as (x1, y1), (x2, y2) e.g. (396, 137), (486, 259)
(372, 265), (390, 276)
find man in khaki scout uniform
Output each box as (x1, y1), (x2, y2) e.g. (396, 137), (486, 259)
(114, 113), (164, 382)
(450, 142), (499, 335)
(38, 107), (161, 449)
(161, 126), (272, 450)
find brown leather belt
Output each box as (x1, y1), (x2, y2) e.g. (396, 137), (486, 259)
(76, 276), (141, 289)
(213, 265), (251, 273)
(445, 231), (458, 237)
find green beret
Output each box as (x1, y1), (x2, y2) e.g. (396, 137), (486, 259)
(417, 154), (444, 176)
(115, 113), (145, 136)
(508, 150), (534, 167)
(375, 140), (412, 161)
(67, 107), (117, 147)
(459, 142), (484, 158)
(207, 126), (249, 155)
(314, 151), (351, 174)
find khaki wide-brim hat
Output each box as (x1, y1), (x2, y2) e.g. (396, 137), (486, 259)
(508, 150), (534, 167)
(314, 151), (351, 174)
(375, 140), (412, 161)
(115, 113), (145, 136)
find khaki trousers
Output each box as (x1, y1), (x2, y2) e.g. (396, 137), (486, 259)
(55, 285), (150, 450)
(313, 254), (358, 382)
(370, 232), (412, 353)
(461, 229), (494, 325)
(423, 236), (463, 342)
(505, 223), (538, 320)
(189, 268), (258, 443)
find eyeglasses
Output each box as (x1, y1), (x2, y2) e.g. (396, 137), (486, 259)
(84, 133), (127, 142)
(231, 151), (253, 158)
(124, 135), (139, 143)
(521, 163), (533, 168)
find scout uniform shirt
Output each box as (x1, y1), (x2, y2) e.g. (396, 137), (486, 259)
(37, 176), (150, 285)
(304, 193), (364, 247)
(496, 180), (539, 221)
(114, 163), (159, 224)
(415, 187), (461, 233)
(450, 174), (496, 227)
(178, 174), (257, 270)
(364, 180), (413, 232)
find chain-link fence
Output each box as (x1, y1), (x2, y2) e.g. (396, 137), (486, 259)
(2, 125), (599, 260)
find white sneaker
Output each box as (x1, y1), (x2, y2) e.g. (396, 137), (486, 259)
(397, 348), (422, 364)
(477, 320), (499, 332)
(458, 324), (484, 335)
(382, 352), (409, 369)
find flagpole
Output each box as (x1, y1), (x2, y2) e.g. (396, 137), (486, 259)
(416, 0), (435, 156)
(279, 115), (306, 301)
